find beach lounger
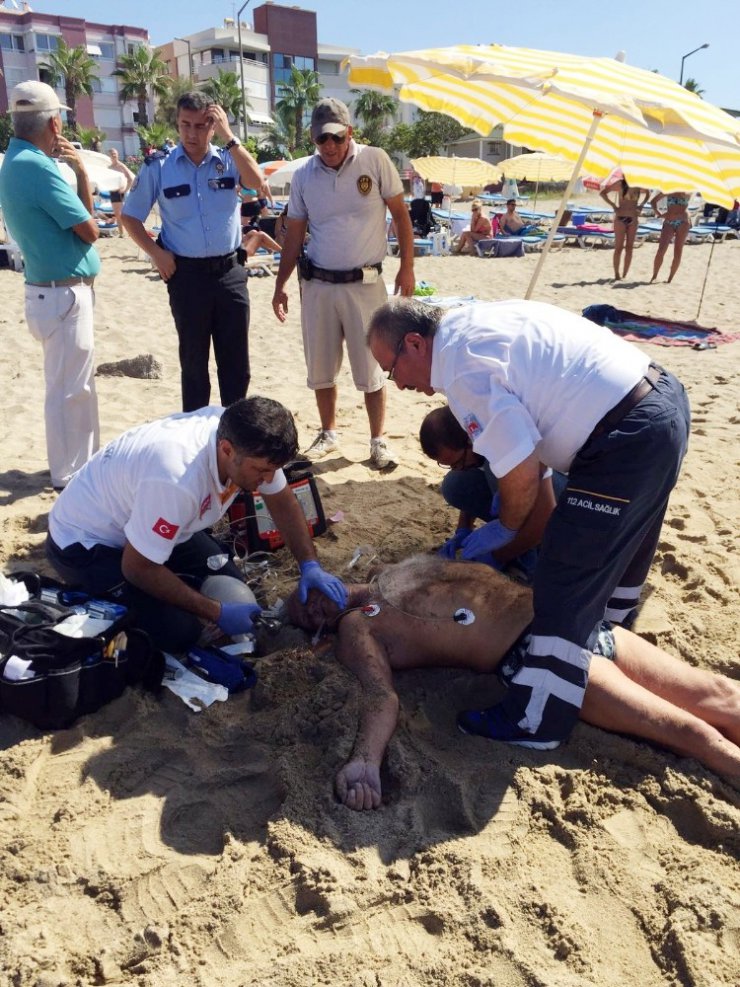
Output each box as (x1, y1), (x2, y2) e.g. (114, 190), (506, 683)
(518, 209), (556, 222)
(96, 220), (118, 237)
(690, 223), (740, 241)
(639, 222), (714, 245)
(558, 226), (616, 248)
(387, 236), (434, 257)
(245, 250), (280, 276)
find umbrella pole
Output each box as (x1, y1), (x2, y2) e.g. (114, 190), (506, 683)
(695, 236), (716, 321)
(525, 112), (603, 301)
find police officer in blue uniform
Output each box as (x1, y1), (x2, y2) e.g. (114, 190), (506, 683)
(123, 92), (264, 412)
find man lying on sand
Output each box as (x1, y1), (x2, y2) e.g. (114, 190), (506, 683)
(287, 555), (740, 810)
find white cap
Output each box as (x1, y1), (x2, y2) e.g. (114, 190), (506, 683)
(9, 80), (71, 114)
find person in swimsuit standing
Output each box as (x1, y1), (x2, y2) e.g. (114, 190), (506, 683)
(650, 190), (691, 283)
(600, 179), (649, 280)
(107, 149), (135, 238)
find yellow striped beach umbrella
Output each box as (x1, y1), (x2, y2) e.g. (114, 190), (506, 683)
(501, 151), (575, 183)
(410, 155), (502, 187)
(348, 44), (740, 295)
(348, 45), (740, 202)
(501, 151), (576, 208)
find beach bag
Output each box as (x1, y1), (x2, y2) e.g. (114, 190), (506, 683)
(227, 462), (327, 556)
(0, 575), (163, 730)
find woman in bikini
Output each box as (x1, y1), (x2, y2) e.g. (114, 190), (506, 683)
(650, 190), (692, 283)
(453, 201), (492, 254)
(600, 179), (649, 279)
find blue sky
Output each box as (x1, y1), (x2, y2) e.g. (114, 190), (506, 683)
(19, 0), (739, 109)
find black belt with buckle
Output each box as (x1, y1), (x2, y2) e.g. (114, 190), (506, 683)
(310, 262), (382, 284)
(173, 251), (238, 275)
(589, 364), (663, 440)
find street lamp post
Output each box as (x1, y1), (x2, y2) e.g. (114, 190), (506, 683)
(174, 37), (193, 84)
(237, 0), (253, 142)
(679, 43), (709, 86)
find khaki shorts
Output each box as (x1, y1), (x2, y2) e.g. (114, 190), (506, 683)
(300, 277), (388, 392)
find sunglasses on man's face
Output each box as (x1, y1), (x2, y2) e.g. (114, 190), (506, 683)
(316, 132), (347, 145)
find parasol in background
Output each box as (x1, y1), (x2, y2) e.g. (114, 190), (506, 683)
(348, 43), (740, 296)
(77, 149), (125, 193)
(501, 150), (575, 206)
(410, 155), (502, 188)
(265, 156), (313, 190)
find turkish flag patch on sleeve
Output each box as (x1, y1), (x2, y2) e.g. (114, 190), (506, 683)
(152, 517), (179, 540)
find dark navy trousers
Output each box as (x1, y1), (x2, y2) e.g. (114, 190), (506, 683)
(167, 259), (250, 412)
(504, 368), (691, 740)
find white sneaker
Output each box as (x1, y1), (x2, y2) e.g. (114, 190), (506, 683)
(303, 429), (339, 460)
(370, 437), (397, 469)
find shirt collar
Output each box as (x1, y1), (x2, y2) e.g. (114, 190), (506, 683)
(314, 138), (358, 176)
(172, 141), (221, 167)
(429, 324), (447, 393)
(207, 427), (233, 501)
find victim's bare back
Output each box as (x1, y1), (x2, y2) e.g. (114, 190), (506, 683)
(338, 556), (532, 673)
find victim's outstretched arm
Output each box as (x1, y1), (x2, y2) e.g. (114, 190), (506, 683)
(335, 614), (399, 810)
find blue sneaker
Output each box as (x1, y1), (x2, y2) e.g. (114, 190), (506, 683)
(457, 703), (561, 750)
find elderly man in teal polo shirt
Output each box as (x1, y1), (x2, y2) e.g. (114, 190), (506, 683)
(0, 81), (101, 491)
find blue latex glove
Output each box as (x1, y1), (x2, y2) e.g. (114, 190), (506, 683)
(438, 527), (472, 559)
(460, 519), (518, 561)
(299, 560), (348, 609)
(217, 601), (263, 637)
(490, 491), (501, 517)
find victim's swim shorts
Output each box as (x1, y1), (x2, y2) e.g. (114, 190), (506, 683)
(497, 620), (616, 687)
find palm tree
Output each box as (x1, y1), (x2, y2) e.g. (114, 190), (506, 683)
(76, 125), (106, 150)
(39, 39), (99, 134)
(259, 102), (295, 159)
(136, 121), (176, 151)
(275, 66), (320, 149)
(683, 77), (705, 98)
(155, 75), (195, 128)
(351, 89), (398, 143)
(201, 69), (250, 133)
(112, 47), (170, 133)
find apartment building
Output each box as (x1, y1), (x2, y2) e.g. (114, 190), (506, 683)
(160, 2), (362, 138)
(0, 5), (153, 156)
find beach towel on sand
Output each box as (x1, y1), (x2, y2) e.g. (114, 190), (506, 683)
(582, 304), (740, 347)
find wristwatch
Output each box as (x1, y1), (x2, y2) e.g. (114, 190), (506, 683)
(224, 137), (241, 151)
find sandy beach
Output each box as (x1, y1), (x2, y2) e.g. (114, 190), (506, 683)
(1, 215), (739, 986)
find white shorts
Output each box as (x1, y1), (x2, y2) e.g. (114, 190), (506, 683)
(300, 277), (387, 392)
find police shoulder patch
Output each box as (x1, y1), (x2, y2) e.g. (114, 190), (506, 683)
(357, 174), (373, 195)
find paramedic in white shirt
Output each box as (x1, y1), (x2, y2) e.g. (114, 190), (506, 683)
(46, 396), (347, 652)
(368, 299), (690, 750)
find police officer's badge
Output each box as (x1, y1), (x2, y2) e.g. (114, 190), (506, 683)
(357, 175), (373, 196)
(216, 161), (224, 175)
